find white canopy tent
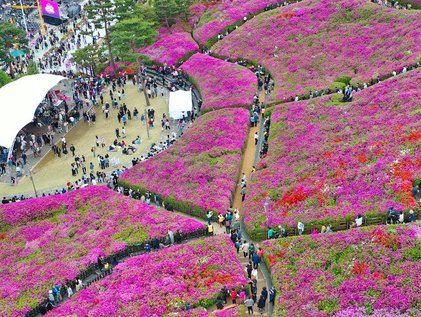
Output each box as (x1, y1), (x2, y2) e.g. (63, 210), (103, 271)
(0, 74), (66, 148)
(168, 90), (193, 120)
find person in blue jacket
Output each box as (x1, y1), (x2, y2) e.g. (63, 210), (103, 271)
(252, 251), (261, 269)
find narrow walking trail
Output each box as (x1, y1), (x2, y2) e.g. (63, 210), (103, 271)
(232, 124), (272, 316)
(174, 123), (272, 316)
(233, 126), (259, 214)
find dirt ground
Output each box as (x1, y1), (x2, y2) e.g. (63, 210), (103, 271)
(203, 125), (269, 316)
(0, 83), (169, 196)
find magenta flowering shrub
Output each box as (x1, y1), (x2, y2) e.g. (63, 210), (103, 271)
(180, 53), (257, 112)
(139, 25), (199, 66)
(46, 236), (247, 317)
(101, 61), (133, 77)
(191, 0), (281, 45)
(174, 307), (241, 317)
(213, 0), (421, 102)
(334, 307), (414, 317)
(263, 225), (421, 316)
(0, 186), (204, 316)
(0, 195), (64, 228)
(244, 71), (421, 237)
(120, 108), (249, 217)
(173, 307), (241, 317)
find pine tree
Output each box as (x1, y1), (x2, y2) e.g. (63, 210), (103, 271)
(153, 0), (180, 29)
(85, 0), (136, 76)
(111, 5), (157, 107)
(72, 44), (106, 76)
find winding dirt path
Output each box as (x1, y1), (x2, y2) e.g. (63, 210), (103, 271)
(233, 124), (271, 316)
(233, 125), (259, 213)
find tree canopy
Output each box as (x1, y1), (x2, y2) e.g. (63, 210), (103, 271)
(72, 44), (106, 76)
(152, 0), (192, 28)
(0, 22), (28, 77)
(26, 61), (39, 75)
(0, 69), (12, 88)
(85, 0), (137, 74)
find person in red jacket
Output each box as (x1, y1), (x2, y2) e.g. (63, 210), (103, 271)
(230, 288), (238, 304)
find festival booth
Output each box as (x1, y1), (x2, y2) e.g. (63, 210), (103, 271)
(0, 74), (66, 149)
(168, 90), (193, 120)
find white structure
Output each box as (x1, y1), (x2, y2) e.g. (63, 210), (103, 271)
(168, 90), (193, 120)
(0, 74), (66, 148)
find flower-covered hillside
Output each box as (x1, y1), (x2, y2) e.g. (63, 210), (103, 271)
(120, 108), (249, 217)
(0, 186), (205, 317)
(213, 0), (421, 101)
(191, 0), (281, 45)
(243, 70), (421, 238)
(263, 225), (421, 316)
(138, 24), (199, 66)
(46, 236), (247, 317)
(180, 53), (257, 112)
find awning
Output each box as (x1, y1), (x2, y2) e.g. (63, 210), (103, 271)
(169, 89), (193, 120)
(0, 74), (66, 148)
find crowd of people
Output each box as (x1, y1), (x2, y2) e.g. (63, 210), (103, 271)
(260, 205), (419, 240)
(47, 278), (84, 309)
(0, 60), (203, 201)
(1, 0), (87, 76)
(372, 0), (416, 9)
(202, 205), (276, 315)
(4, 56), (203, 188)
(2, 3), (419, 316)
(0, 0), (40, 31)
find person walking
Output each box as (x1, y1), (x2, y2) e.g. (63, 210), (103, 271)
(69, 144), (76, 157)
(218, 213), (225, 227)
(206, 210), (213, 225)
(261, 287), (268, 302)
(225, 217), (231, 234)
(241, 240), (249, 258)
(221, 286), (229, 304)
(207, 223), (214, 236)
(254, 131), (259, 145)
(235, 239), (241, 253)
(252, 251), (261, 269)
(67, 285), (73, 298)
(241, 186), (247, 202)
(297, 221), (305, 235)
(48, 290), (56, 307)
(230, 288), (238, 304)
(257, 294), (266, 315)
(245, 297), (254, 315)
(269, 287), (277, 307)
(248, 243), (256, 260)
(168, 230), (174, 245)
(22, 152), (27, 165)
(246, 261), (253, 279)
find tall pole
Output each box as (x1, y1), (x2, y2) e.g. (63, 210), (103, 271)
(19, 0), (28, 33)
(28, 169), (38, 197)
(141, 77), (151, 140)
(144, 108), (150, 139)
(36, 0), (47, 36)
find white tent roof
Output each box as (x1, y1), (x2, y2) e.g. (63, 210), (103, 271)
(169, 90), (193, 120)
(0, 74), (66, 148)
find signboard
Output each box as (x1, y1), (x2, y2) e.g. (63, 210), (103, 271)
(40, 0), (60, 19)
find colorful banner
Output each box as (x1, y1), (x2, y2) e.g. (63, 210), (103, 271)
(40, 0), (60, 19)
